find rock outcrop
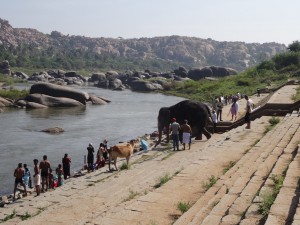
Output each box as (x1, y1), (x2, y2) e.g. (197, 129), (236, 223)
(0, 18), (287, 72)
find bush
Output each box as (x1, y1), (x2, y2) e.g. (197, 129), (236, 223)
(177, 201), (192, 214)
(273, 52), (300, 70)
(268, 117), (280, 126)
(257, 60), (275, 71)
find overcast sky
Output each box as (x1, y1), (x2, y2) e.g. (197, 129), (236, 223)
(1, 0), (299, 45)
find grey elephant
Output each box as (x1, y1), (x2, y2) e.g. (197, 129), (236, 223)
(155, 100), (212, 147)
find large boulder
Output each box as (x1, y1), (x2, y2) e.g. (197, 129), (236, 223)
(90, 73), (106, 82)
(109, 78), (123, 89)
(16, 99), (48, 109)
(89, 95), (108, 105)
(30, 82), (89, 105)
(25, 94), (84, 107)
(0, 97), (13, 107)
(188, 66), (238, 80)
(131, 80), (163, 92)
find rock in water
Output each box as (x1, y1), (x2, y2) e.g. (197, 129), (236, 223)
(30, 82), (89, 105)
(41, 127), (64, 134)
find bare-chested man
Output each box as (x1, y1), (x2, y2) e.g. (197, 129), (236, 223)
(39, 155), (51, 192)
(33, 159), (41, 196)
(13, 163), (27, 200)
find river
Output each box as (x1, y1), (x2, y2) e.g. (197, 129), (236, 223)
(0, 85), (185, 196)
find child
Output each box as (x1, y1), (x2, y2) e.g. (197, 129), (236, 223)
(23, 164), (31, 189)
(212, 110), (217, 134)
(48, 168), (54, 189)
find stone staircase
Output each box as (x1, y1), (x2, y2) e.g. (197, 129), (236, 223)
(175, 111), (300, 225)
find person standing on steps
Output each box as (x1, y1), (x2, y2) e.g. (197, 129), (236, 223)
(216, 97), (223, 121)
(230, 98), (239, 121)
(39, 155), (51, 193)
(212, 110), (218, 134)
(33, 159), (40, 196)
(181, 120), (192, 150)
(62, 153), (71, 180)
(244, 95), (253, 129)
(169, 118), (180, 151)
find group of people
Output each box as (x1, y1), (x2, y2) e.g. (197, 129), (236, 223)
(13, 154), (71, 200)
(169, 118), (192, 151)
(211, 94), (254, 133)
(86, 139), (109, 172)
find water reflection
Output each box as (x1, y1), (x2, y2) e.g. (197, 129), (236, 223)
(26, 106), (87, 119)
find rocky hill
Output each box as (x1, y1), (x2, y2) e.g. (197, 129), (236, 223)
(0, 18), (287, 72)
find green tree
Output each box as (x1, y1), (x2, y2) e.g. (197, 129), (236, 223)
(288, 41), (300, 52)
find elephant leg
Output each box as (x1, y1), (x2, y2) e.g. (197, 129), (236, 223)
(195, 130), (203, 140)
(202, 128), (212, 140)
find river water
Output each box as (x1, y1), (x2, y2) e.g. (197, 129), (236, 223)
(0, 85), (184, 195)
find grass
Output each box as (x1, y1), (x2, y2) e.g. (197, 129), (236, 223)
(1, 210), (16, 222)
(119, 162), (130, 170)
(19, 212), (32, 221)
(268, 117), (280, 126)
(154, 173), (172, 188)
(292, 85), (300, 101)
(161, 151), (175, 160)
(223, 161), (236, 174)
(122, 189), (140, 202)
(0, 88), (29, 100)
(258, 174), (285, 219)
(264, 116), (280, 134)
(202, 175), (218, 192)
(177, 201), (192, 214)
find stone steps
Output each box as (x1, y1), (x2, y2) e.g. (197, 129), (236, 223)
(175, 113), (300, 225)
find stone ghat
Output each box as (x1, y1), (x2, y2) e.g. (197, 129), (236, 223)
(0, 86), (300, 224)
(175, 111), (300, 225)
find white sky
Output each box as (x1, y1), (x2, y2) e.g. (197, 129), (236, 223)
(1, 0), (299, 45)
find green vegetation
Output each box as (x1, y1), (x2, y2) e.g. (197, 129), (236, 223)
(268, 117), (280, 126)
(258, 174), (285, 219)
(202, 175), (218, 192)
(19, 212), (32, 221)
(154, 173), (172, 188)
(177, 201), (192, 214)
(0, 88), (28, 100)
(264, 117), (280, 134)
(223, 161), (236, 174)
(122, 189), (140, 202)
(119, 162), (130, 170)
(1, 210), (16, 222)
(0, 44), (183, 73)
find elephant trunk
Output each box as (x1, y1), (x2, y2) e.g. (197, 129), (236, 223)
(154, 121), (164, 147)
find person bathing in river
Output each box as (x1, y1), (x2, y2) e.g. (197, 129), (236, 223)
(13, 163), (27, 200)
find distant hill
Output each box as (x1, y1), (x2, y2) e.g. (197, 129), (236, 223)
(0, 18), (287, 72)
